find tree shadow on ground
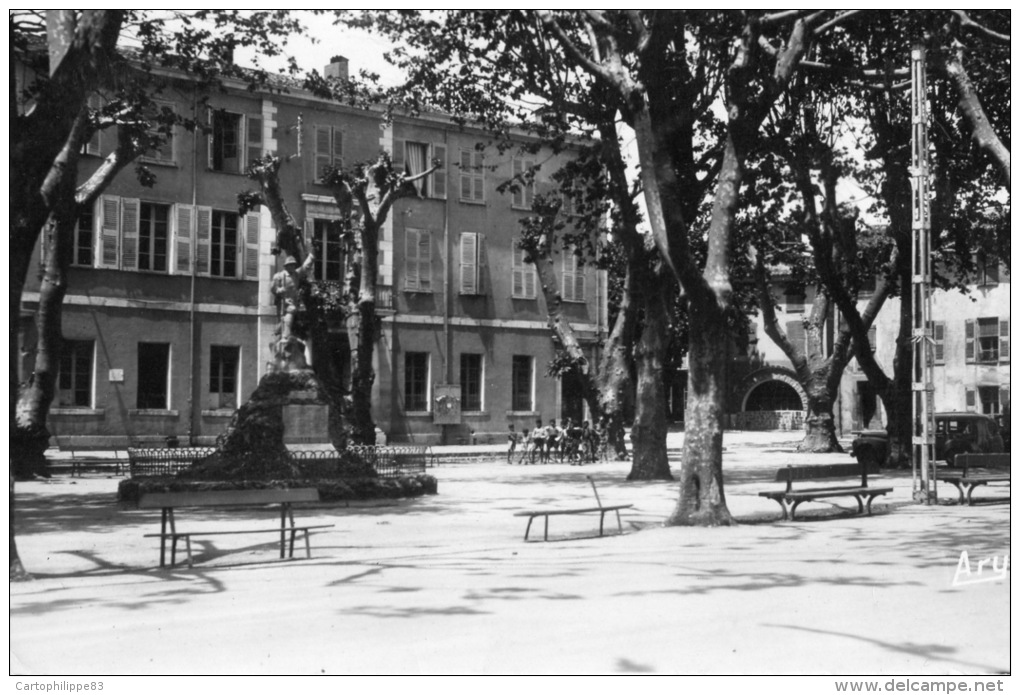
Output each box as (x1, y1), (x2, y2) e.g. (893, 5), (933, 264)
(764, 623), (1008, 674)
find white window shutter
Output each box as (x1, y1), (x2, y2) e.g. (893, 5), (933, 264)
(314, 125), (332, 182)
(98, 196), (120, 269)
(419, 230), (432, 290)
(405, 229), (419, 290)
(332, 126), (344, 166)
(460, 232), (477, 294)
(195, 206), (213, 276)
(119, 198), (140, 271)
(575, 258), (585, 302)
(244, 211), (261, 280)
(512, 246), (524, 297)
(460, 149), (473, 201)
(246, 115), (263, 170)
(431, 142), (447, 199)
(174, 204), (194, 274)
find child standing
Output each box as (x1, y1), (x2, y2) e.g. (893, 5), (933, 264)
(507, 423), (520, 464)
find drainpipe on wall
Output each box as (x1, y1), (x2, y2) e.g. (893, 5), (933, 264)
(186, 86), (200, 446)
(441, 133), (453, 445)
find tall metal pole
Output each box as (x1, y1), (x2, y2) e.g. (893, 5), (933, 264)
(910, 45), (937, 504)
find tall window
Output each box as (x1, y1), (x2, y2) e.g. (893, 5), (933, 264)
(395, 140), (446, 199)
(978, 386), (1002, 417)
(460, 353), (483, 412)
(562, 250), (585, 302)
(210, 345), (240, 409)
(404, 352), (430, 411)
(511, 242), (537, 299)
(404, 228), (432, 292)
(459, 148), (484, 203)
(210, 211), (239, 278)
(312, 218), (344, 281)
(138, 203), (170, 272)
(58, 340), (94, 408)
(511, 355), (533, 412)
(210, 110), (242, 173)
(511, 158), (536, 209)
(73, 208), (94, 267)
(967, 317), (1008, 364)
(137, 342), (170, 409)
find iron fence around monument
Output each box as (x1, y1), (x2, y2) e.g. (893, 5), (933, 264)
(127, 445), (429, 479)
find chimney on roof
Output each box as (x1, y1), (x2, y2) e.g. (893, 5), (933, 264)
(325, 55), (349, 81)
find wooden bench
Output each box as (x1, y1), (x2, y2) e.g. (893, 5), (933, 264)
(936, 453), (1010, 505)
(514, 476), (632, 541)
(759, 462), (891, 521)
(137, 488), (334, 568)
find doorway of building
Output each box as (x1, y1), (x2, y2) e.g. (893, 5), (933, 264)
(560, 372), (585, 425)
(856, 381), (878, 430)
(744, 380), (803, 411)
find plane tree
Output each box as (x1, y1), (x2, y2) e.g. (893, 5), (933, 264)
(10, 9), (305, 579)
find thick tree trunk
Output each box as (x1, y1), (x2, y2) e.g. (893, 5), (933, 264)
(667, 305), (735, 525)
(595, 264), (636, 459)
(10, 475), (30, 581)
(348, 223), (380, 445)
(799, 388), (842, 453)
(627, 278), (673, 481)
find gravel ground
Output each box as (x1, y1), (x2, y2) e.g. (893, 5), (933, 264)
(9, 432), (1011, 675)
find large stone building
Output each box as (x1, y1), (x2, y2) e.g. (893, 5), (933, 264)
(19, 57), (607, 448)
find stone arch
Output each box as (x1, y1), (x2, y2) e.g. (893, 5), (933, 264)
(736, 368), (807, 412)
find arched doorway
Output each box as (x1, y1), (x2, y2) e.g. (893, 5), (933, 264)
(744, 380), (804, 411)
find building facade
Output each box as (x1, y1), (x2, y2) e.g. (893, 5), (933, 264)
(20, 58), (606, 448)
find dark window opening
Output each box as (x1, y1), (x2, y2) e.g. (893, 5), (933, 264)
(137, 342), (170, 409)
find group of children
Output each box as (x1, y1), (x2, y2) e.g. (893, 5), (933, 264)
(507, 418), (606, 465)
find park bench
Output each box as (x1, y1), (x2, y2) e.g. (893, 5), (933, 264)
(936, 453), (1010, 505)
(128, 447), (216, 478)
(759, 461), (891, 521)
(514, 476), (632, 541)
(137, 488), (334, 568)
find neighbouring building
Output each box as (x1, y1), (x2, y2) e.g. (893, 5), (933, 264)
(19, 56), (607, 448)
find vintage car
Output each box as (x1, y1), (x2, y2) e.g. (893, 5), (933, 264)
(850, 412), (1006, 466)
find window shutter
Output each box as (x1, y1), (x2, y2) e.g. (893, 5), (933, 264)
(98, 196), (120, 269)
(119, 198), (140, 270)
(175, 204), (194, 274)
(314, 126), (332, 182)
(964, 320), (975, 362)
(933, 321), (945, 363)
(460, 232), (477, 295)
(206, 108), (215, 170)
(244, 211), (260, 280)
(195, 206), (212, 276)
(246, 115), (263, 169)
(965, 388), (976, 410)
(562, 253), (575, 302)
(575, 258), (586, 302)
(431, 142), (447, 199)
(460, 150), (473, 200)
(1000, 319), (1010, 362)
(512, 158), (525, 208)
(524, 262), (536, 298)
(418, 230), (432, 290)
(512, 246), (524, 297)
(391, 138), (405, 171)
(1000, 387), (1010, 409)
(332, 126), (344, 166)
(405, 229), (419, 290)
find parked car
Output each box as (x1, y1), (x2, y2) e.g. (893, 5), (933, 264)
(851, 412), (1005, 466)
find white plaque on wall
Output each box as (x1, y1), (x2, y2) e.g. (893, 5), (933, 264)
(109, 369), (124, 382)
